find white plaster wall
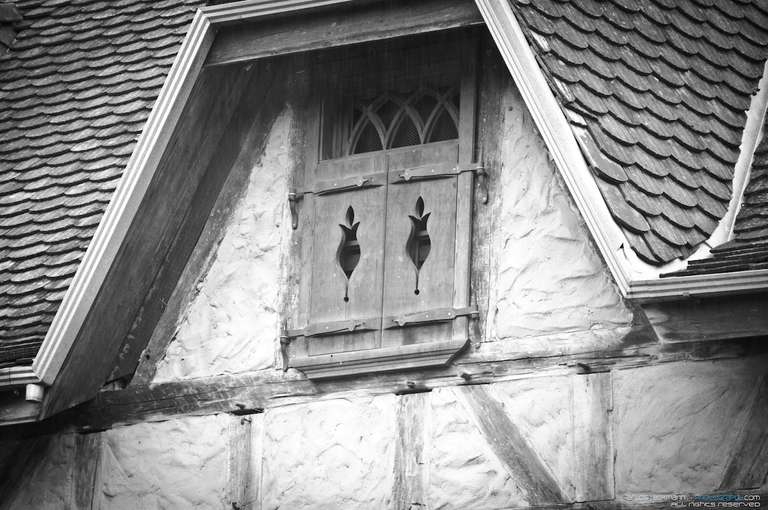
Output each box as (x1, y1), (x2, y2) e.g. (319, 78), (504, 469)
(429, 387), (528, 509)
(489, 376), (577, 499)
(96, 415), (230, 509)
(5, 356), (766, 508)
(260, 395), (397, 509)
(487, 84), (632, 341)
(613, 357), (766, 496)
(152, 109), (294, 381)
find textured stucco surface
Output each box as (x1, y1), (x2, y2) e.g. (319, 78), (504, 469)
(153, 110), (293, 381)
(429, 387), (528, 509)
(489, 377), (577, 499)
(96, 415), (230, 509)
(614, 357), (765, 495)
(487, 83), (632, 341)
(4, 357), (767, 508)
(261, 395), (397, 509)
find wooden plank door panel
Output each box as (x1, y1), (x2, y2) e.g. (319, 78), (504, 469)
(308, 153), (386, 355)
(382, 141), (458, 348)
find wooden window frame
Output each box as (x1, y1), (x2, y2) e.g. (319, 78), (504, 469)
(287, 32), (480, 378)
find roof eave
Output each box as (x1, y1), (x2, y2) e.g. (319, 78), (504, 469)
(0, 366), (40, 387)
(627, 269), (768, 302)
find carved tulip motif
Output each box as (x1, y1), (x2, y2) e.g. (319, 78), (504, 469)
(406, 197), (431, 295)
(338, 206), (361, 302)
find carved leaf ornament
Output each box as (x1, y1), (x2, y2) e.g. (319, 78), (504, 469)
(407, 196), (431, 295)
(337, 206), (360, 302)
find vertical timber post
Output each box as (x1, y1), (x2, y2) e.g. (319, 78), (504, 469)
(393, 392), (430, 510)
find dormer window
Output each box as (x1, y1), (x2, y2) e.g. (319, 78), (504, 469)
(286, 31), (482, 378)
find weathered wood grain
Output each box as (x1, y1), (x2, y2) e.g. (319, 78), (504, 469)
(3, 335), (765, 437)
(393, 392), (429, 510)
(452, 36), (477, 346)
(382, 143), (459, 350)
(0, 435), (51, 508)
(307, 155), (386, 356)
(470, 41), (507, 348)
(719, 374), (768, 490)
(572, 372), (614, 502)
(641, 294), (768, 343)
(108, 65), (277, 383)
(456, 384), (567, 506)
(40, 64), (256, 419)
(128, 59), (293, 385)
(72, 433), (101, 510)
(227, 415), (256, 510)
(0, 398), (39, 426)
(206, 0), (483, 67)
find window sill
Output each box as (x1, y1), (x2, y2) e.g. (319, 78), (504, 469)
(290, 338), (469, 379)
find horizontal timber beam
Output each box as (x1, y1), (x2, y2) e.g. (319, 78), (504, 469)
(641, 293), (768, 343)
(2, 334), (764, 438)
(205, 0), (484, 67)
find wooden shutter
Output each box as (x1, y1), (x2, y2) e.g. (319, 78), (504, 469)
(289, 31), (477, 378)
(381, 141), (459, 348)
(294, 153), (387, 358)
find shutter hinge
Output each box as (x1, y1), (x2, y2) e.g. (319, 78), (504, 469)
(311, 172), (383, 196)
(393, 162), (483, 183)
(289, 172), (386, 229)
(393, 163), (487, 204)
(476, 166), (488, 204)
(279, 320), (291, 371)
(383, 306), (479, 329)
(286, 317), (380, 338)
(288, 190), (303, 230)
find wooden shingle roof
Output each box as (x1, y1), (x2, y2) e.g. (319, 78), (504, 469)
(0, 0), (202, 369)
(664, 113), (768, 276)
(511, 0), (768, 265)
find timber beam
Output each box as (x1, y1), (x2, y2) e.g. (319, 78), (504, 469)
(2, 334), (765, 438)
(205, 0), (484, 67)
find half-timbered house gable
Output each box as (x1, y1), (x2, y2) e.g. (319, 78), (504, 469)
(1, 2), (767, 508)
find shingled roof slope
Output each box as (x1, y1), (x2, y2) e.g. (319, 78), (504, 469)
(732, 114), (768, 245)
(0, 3), (22, 56)
(664, 112), (768, 276)
(0, 0), (203, 369)
(511, 0), (768, 265)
